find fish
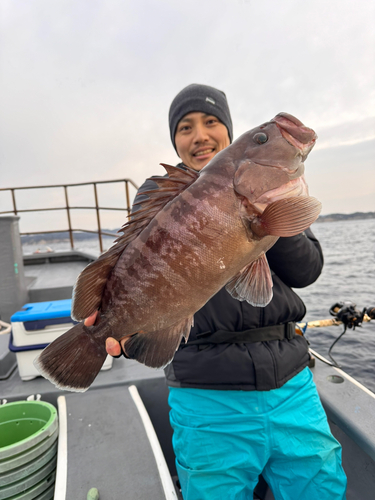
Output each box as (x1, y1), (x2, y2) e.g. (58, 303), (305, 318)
(34, 112), (321, 392)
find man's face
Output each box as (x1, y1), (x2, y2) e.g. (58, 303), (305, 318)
(174, 112), (230, 171)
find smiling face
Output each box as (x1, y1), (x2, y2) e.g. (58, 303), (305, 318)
(174, 112), (230, 171)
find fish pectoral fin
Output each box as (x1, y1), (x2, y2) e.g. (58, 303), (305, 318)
(225, 253), (273, 307)
(251, 196), (322, 238)
(122, 315), (194, 369)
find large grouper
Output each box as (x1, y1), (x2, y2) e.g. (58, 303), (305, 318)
(35, 112), (321, 392)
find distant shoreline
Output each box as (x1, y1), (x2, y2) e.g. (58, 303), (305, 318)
(20, 231), (118, 244)
(18, 212), (375, 244)
(317, 212), (375, 223)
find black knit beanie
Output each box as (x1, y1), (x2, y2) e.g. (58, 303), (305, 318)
(169, 84), (233, 152)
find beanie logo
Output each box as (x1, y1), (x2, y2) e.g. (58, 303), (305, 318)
(205, 97), (215, 105)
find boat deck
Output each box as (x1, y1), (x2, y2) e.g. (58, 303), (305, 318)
(1, 249), (375, 499)
(57, 386), (176, 499)
(23, 251), (95, 302)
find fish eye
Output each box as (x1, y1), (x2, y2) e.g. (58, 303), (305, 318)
(253, 132), (268, 144)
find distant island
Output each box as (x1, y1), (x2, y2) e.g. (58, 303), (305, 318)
(20, 230), (118, 244)
(317, 212), (375, 223)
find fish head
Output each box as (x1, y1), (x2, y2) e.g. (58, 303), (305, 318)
(232, 112), (317, 209)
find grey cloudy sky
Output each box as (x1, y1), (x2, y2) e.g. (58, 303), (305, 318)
(1, 0), (374, 232)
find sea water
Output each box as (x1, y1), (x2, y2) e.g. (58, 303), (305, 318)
(22, 218), (375, 392)
(298, 218), (375, 392)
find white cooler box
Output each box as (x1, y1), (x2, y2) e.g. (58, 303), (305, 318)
(10, 299), (113, 381)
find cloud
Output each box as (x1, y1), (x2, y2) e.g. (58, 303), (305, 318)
(314, 117), (375, 150)
(0, 0), (374, 217)
(306, 139), (375, 214)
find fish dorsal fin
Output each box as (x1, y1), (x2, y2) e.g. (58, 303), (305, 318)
(130, 164), (199, 217)
(71, 244), (123, 321)
(225, 253), (273, 307)
(71, 164), (199, 321)
(159, 163), (199, 183)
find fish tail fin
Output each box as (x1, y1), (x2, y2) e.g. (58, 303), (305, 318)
(34, 323), (108, 392)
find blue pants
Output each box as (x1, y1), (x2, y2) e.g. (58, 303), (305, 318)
(169, 368), (347, 500)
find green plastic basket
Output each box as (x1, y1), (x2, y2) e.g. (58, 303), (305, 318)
(0, 401), (58, 499)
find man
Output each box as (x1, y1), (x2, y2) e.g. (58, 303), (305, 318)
(88, 84), (347, 499)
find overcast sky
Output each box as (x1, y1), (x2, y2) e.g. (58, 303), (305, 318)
(1, 0), (374, 233)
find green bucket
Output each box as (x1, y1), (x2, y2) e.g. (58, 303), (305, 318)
(0, 401), (58, 500)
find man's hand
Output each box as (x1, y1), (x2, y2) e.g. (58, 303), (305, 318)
(84, 310), (98, 327)
(105, 337), (122, 357)
(84, 311), (123, 357)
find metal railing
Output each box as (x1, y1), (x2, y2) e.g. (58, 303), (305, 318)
(0, 179), (138, 253)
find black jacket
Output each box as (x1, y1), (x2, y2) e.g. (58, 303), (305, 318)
(133, 171), (324, 391)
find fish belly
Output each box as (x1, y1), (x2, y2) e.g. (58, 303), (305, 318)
(102, 187), (274, 338)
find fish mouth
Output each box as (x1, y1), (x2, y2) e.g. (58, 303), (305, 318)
(272, 112), (317, 159)
(248, 158), (302, 176)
